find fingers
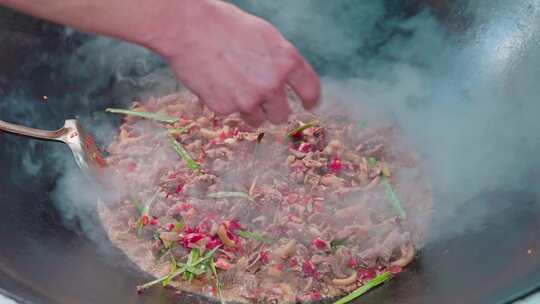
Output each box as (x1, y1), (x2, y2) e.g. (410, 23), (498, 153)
(241, 106), (264, 127)
(198, 94), (238, 116)
(260, 87), (292, 124)
(286, 55), (321, 110)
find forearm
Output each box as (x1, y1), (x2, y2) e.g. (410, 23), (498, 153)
(0, 0), (199, 50)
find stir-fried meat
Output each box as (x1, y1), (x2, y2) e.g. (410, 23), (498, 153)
(99, 91), (429, 303)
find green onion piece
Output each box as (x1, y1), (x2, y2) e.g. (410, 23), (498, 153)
(334, 272), (392, 304)
(136, 246), (220, 292)
(236, 230), (270, 243)
(168, 134), (201, 172)
(330, 238), (348, 253)
(137, 275), (173, 292)
(173, 221), (184, 232)
(105, 108), (178, 123)
(162, 257), (178, 287)
(131, 196), (144, 215)
(286, 121), (318, 139)
(210, 259), (225, 304)
(381, 176), (407, 219)
(185, 248), (200, 282)
(136, 193), (158, 236)
(167, 128), (188, 135)
(207, 191), (253, 202)
(367, 157), (378, 168)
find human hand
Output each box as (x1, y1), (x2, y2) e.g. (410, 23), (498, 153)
(152, 0), (320, 125)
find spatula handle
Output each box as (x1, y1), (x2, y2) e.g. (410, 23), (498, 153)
(0, 119), (66, 140)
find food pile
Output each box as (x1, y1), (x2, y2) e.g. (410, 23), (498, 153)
(98, 90), (431, 303)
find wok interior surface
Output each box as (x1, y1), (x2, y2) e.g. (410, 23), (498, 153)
(1, 1), (540, 303)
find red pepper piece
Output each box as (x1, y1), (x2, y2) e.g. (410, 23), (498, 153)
(311, 238), (329, 250)
(358, 268), (377, 281)
(175, 184), (183, 194)
(389, 265), (402, 274)
(141, 215), (149, 226)
(259, 250), (270, 265)
(182, 233), (205, 248)
(206, 237), (222, 250)
(127, 162), (137, 172)
(328, 157), (342, 172)
(288, 257), (298, 267)
(310, 291), (322, 301)
(214, 258), (232, 270)
(302, 260), (318, 278)
(298, 142), (312, 153)
(219, 131), (226, 142)
(347, 257), (357, 268)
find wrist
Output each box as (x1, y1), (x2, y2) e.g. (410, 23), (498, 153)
(138, 0), (211, 59)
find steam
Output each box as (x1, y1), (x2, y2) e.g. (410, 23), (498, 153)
(3, 1), (540, 251)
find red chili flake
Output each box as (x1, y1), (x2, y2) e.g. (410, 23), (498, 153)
(92, 152), (107, 168)
(179, 117), (190, 126)
(84, 136), (94, 149)
(347, 257), (357, 268)
(328, 158), (343, 172)
(290, 131), (303, 141)
(127, 162), (137, 172)
(214, 258), (232, 270)
(183, 225), (200, 234)
(175, 184), (183, 194)
(219, 131), (226, 142)
(298, 142), (312, 153)
(149, 218), (158, 226)
(166, 223), (175, 231)
(313, 200), (324, 213)
(310, 291), (322, 301)
(275, 263), (285, 271)
(259, 251), (270, 265)
(209, 139), (217, 145)
(311, 238), (329, 250)
(302, 260), (318, 278)
(206, 237), (222, 250)
(358, 268), (377, 281)
(182, 233), (205, 248)
(288, 257), (298, 267)
(141, 215), (149, 226)
(168, 172), (178, 179)
(224, 220), (241, 233)
(389, 265), (402, 275)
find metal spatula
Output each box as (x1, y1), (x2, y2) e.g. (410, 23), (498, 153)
(0, 119), (106, 181)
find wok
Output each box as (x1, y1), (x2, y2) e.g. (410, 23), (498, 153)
(1, 1), (540, 303)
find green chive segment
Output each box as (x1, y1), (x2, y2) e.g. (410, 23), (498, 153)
(381, 176), (407, 219)
(333, 271), (392, 304)
(105, 108), (179, 123)
(168, 134), (201, 172)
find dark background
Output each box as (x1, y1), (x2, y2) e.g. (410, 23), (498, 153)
(1, 1), (540, 303)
